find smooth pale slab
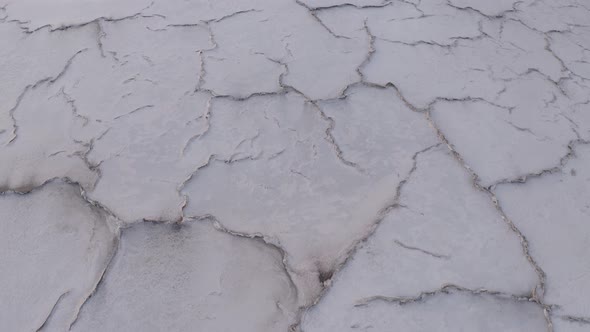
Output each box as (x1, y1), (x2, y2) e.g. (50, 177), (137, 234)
(0, 181), (117, 331)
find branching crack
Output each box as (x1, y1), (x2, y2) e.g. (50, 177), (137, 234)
(211, 50), (366, 173)
(5, 48), (87, 146)
(294, 0), (350, 39)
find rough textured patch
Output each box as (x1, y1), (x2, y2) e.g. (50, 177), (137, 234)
(0, 181), (117, 331)
(70, 220), (298, 332)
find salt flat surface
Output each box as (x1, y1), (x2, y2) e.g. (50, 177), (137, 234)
(0, 0), (589, 331)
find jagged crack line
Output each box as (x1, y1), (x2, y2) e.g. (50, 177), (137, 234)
(355, 284), (535, 307)
(35, 291), (70, 332)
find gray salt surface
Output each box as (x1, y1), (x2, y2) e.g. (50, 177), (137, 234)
(1, 0), (589, 331)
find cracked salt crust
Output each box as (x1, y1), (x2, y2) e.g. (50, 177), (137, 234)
(0, 0), (589, 331)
